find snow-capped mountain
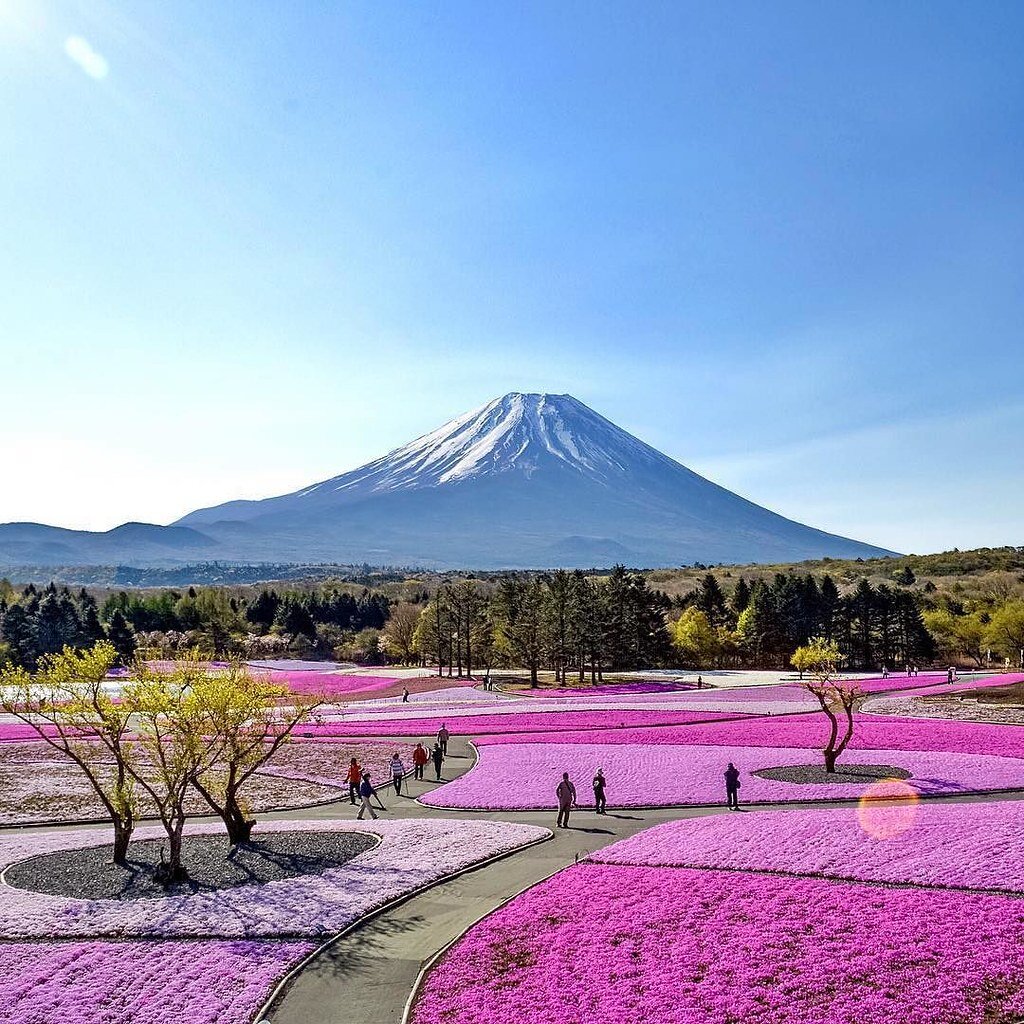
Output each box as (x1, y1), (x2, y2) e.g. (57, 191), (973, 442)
(0, 393), (896, 569)
(172, 392), (894, 567)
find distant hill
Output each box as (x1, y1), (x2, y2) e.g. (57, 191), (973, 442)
(1, 392), (896, 570)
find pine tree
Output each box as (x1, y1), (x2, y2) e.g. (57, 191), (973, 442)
(730, 577), (751, 617)
(105, 610), (137, 666)
(0, 604), (38, 669)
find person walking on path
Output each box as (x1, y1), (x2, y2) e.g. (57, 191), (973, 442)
(593, 768), (607, 814)
(412, 742), (428, 780)
(389, 753), (406, 796)
(696, 675), (704, 690)
(346, 757), (362, 805)
(437, 724), (450, 756)
(725, 762), (741, 810)
(556, 772), (577, 829)
(431, 742), (445, 781)
(357, 772), (379, 820)
(402, 687), (410, 703)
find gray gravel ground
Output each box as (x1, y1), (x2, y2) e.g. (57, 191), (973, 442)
(5, 829), (378, 900)
(753, 763), (912, 785)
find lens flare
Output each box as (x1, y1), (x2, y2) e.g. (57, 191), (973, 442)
(856, 778), (919, 839)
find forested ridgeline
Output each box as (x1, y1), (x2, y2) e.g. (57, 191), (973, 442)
(0, 549), (1022, 674)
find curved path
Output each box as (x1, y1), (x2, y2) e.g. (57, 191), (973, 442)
(251, 736), (1024, 1024)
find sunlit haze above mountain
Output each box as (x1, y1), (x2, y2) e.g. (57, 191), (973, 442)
(1, 2), (1022, 555)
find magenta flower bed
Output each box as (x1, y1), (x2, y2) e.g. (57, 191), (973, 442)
(1, 938), (312, 1024)
(518, 682), (694, 697)
(291, 708), (744, 738)
(593, 802), (1024, 892)
(259, 670), (401, 697)
(411, 863), (1024, 1024)
(0, 721), (58, 743)
(481, 710), (1024, 758)
(418, 741), (1024, 809)
(0, 818), (547, 939)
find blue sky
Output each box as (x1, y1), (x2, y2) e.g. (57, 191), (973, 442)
(1, 1), (1021, 554)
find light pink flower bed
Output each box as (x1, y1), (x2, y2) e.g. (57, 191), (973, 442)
(0, 818), (547, 939)
(483, 710), (1024, 758)
(418, 741), (1024, 809)
(2, 938), (312, 1024)
(0, 739), (412, 825)
(594, 802), (1024, 892)
(411, 863), (1024, 1024)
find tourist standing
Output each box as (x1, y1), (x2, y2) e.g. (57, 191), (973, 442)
(412, 742), (428, 780)
(556, 772), (577, 829)
(357, 772), (379, 820)
(402, 687), (410, 703)
(593, 768), (607, 814)
(437, 723), (450, 755)
(431, 742), (445, 781)
(696, 674), (703, 690)
(390, 752), (406, 796)
(725, 762), (741, 810)
(346, 757), (362, 805)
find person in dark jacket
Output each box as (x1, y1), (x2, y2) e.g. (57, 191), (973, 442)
(725, 762), (741, 810)
(592, 768), (607, 814)
(556, 772), (577, 828)
(357, 772), (379, 820)
(431, 742), (445, 781)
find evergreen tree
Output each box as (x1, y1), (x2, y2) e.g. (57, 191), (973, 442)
(0, 604), (38, 669)
(696, 574), (729, 628)
(730, 577), (751, 617)
(105, 610), (137, 666)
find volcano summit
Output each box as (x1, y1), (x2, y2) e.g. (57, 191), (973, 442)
(0, 393), (895, 569)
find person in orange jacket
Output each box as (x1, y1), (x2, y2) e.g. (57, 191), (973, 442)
(346, 757), (362, 805)
(412, 742), (429, 781)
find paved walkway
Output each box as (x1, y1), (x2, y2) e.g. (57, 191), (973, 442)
(253, 737), (1024, 1024)
(257, 738), (726, 1024)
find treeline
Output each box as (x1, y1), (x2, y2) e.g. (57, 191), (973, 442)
(0, 583), (137, 669)
(672, 573), (935, 670)
(0, 580), (393, 670)
(4, 562), (1022, 674)
(392, 567), (672, 683)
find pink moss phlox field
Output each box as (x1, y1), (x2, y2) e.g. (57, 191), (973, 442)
(418, 741), (1024, 809)
(411, 864), (1024, 1024)
(258, 670), (401, 697)
(290, 708), (743, 738)
(480, 710), (1024, 757)
(0, 818), (547, 940)
(593, 802), (1024, 893)
(517, 682), (694, 697)
(1, 939), (313, 1024)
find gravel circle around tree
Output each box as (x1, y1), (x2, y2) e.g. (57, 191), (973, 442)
(3, 830), (379, 901)
(752, 764), (912, 785)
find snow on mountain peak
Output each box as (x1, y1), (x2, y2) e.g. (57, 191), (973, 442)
(298, 392), (672, 499)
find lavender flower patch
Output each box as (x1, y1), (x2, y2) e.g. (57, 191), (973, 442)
(0, 818), (548, 939)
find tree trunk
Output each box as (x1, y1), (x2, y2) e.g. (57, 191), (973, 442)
(225, 806), (255, 845)
(824, 750), (838, 773)
(530, 663), (538, 687)
(112, 819), (133, 864)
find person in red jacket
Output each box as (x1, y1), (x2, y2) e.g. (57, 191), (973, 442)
(412, 742), (429, 781)
(346, 757), (362, 805)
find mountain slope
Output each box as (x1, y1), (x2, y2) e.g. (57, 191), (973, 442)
(172, 393), (895, 567)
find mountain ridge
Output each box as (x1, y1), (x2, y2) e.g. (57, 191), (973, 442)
(0, 393), (897, 569)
